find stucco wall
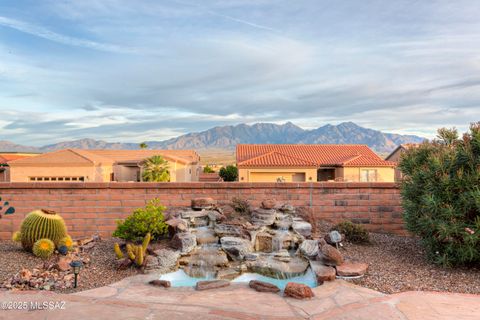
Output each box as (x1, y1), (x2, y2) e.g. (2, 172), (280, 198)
(9, 166), (96, 182)
(239, 168), (317, 182)
(342, 167), (395, 182)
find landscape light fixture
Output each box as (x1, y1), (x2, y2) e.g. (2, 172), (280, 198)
(69, 260), (83, 288)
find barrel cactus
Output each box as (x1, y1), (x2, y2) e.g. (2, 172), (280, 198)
(32, 238), (55, 259)
(19, 209), (68, 251)
(58, 235), (73, 251)
(12, 231), (22, 243)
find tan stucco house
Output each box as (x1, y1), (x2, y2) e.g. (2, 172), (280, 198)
(0, 152), (41, 182)
(385, 143), (419, 181)
(237, 144), (396, 182)
(8, 149), (200, 182)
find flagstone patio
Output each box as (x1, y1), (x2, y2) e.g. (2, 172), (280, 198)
(0, 274), (478, 319)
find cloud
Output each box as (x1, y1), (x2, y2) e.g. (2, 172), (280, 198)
(0, 16), (135, 53)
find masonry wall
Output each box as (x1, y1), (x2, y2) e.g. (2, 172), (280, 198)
(0, 182), (404, 240)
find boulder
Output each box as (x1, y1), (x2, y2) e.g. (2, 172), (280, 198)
(319, 244), (344, 266)
(187, 247), (229, 267)
(171, 232), (197, 255)
(284, 282), (314, 299)
(214, 223), (249, 239)
(195, 280), (230, 291)
(149, 280), (171, 288)
(298, 240), (319, 259)
(325, 231), (344, 245)
(144, 255), (160, 270)
(246, 255), (309, 279)
(153, 249), (180, 271)
(273, 249), (292, 262)
(217, 268), (241, 280)
(207, 210), (226, 223)
(194, 228), (219, 245)
(309, 260), (336, 282)
(336, 262), (368, 277)
(279, 204), (295, 214)
(165, 218), (188, 232)
(191, 198), (216, 210)
(292, 220), (312, 237)
(274, 213), (293, 230)
(261, 199), (277, 210)
(255, 232), (273, 252)
(220, 237), (253, 261)
(249, 280), (280, 293)
(251, 208), (277, 226)
(181, 210), (209, 227)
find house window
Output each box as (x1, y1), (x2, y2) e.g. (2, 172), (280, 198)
(360, 169), (377, 182)
(28, 176), (85, 182)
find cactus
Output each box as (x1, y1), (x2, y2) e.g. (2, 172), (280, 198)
(19, 209), (68, 251)
(114, 243), (124, 259)
(58, 235), (74, 250)
(135, 245), (144, 266)
(142, 232), (151, 254)
(32, 238), (55, 259)
(126, 244), (136, 261)
(12, 231), (22, 243)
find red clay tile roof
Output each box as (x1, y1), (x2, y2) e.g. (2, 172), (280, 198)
(0, 153), (40, 164)
(237, 144), (396, 168)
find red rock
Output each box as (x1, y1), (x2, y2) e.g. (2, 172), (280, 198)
(19, 269), (32, 282)
(261, 199), (277, 210)
(116, 258), (133, 270)
(149, 280), (171, 288)
(284, 282), (315, 299)
(249, 280), (280, 293)
(319, 244), (344, 266)
(191, 198), (216, 210)
(336, 262), (368, 277)
(195, 280), (230, 291)
(56, 257), (72, 272)
(310, 261), (335, 282)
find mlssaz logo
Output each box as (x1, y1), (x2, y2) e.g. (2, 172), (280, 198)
(0, 196), (15, 218)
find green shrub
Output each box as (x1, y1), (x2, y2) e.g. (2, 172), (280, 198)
(333, 221), (370, 244)
(203, 165), (215, 173)
(399, 123), (480, 267)
(219, 165), (238, 182)
(231, 197), (250, 214)
(113, 199), (169, 241)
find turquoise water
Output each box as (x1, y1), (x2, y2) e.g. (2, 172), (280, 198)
(159, 268), (318, 290)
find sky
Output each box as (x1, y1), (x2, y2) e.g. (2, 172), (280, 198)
(0, 0), (479, 146)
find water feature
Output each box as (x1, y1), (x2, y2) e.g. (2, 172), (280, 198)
(159, 267), (318, 290)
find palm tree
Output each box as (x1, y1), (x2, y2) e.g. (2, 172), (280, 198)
(142, 155), (170, 182)
(139, 142), (148, 149)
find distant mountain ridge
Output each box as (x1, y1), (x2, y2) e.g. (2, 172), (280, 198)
(0, 122), (425, 154)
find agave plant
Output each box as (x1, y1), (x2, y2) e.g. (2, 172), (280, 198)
(142, 155), (170, 182)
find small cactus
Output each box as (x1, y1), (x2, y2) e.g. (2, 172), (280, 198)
(135, 245), (144, 266)
(114, 243), (124, 259)
(126, 244), (136, 261)
(12, 231), (22, 243)
(142, 233), (151, 254)
(32, 238), (55, 259)
(58, 235), (74, 250)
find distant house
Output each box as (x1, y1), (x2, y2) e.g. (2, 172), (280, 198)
(0, 152), (41, 182)
(385, 143), (419, 181)
(8, 149), (200, 182)
(237, 144), (396, 182)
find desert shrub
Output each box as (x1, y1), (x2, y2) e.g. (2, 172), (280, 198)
(333, 220), (370, 244)
(399, 123), (480, 267)
(203, 165), (215, 173)
(113, 199), (169, 241)
(219, 165), (238, 181)
(231, 197), (251, 214)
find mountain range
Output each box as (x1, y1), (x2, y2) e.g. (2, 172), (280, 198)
(0, 122), (424, 154)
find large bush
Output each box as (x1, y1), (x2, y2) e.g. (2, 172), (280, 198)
(333, 221), (370, 244)
(113, 199), (169, 241)
(219, 165), (238, 181)
(399, 123), (480, 267)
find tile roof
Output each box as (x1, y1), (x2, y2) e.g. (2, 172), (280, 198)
(0, 153), (39, 164)
(8, 149), (199, 166)
(237, 144), (396, 167)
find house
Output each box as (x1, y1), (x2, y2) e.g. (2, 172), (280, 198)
(0, 152), (41, 182)
(236, 144), (396, 182)
(8, 149), (200, 182)
(385, 143), (419, 181)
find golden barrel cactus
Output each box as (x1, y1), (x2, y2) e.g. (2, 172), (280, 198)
(20, 209), (68, 251)
(32, 238), (55, 259)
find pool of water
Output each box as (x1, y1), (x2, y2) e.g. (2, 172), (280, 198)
(159, 268), (318, 290)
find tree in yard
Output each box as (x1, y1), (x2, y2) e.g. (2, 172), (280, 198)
(219, 165), (238, 182)
(203, 165), (215, 173)
(139, 142), (148, 149)
(398, 122), (480, 267)
(142, 155), (170, 182)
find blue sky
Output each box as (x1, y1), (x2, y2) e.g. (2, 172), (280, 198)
(0, 0), (479, 146)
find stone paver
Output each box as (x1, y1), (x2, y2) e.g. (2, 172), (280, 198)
(0, 274), (478, 319)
